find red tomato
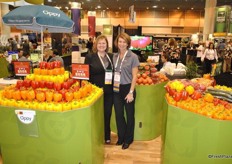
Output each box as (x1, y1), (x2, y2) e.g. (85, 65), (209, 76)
(39, 61), (47, 69)
(23, 79), (31, 88)
(62, 82), (70, 90)
(53, 61), (61, 68)
(46, 62), (54, 69)
(142, 73), (147, 79)
(31, 80), (39, 89)
(173, 92), (182, 102)
(46, 81), (54, 89)
(59, 89), (68, 100)
(181, 90), (189, 100)
(39, 81), (46, 88)
(54, 83), (62, 91)
(16, 80), (24, 89)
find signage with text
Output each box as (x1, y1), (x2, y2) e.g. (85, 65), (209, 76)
(14, 61), (30, 76)
(72, 64), (89, 80)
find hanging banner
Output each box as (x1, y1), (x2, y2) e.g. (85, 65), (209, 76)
(88, 11), (96, 37)
(71, 2), (81, 35)
(214, 6), (230, 37)
(229, 10), (232, 35)
(129, 5), (136, 23)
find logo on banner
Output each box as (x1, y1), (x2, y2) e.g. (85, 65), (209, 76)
(217, 11), (226, 23)
(15, 110), (36, 124)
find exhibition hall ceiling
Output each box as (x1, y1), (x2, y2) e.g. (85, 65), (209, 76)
(44, 0), (232, 11)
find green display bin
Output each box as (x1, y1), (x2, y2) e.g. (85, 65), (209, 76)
(161, 100), (232, 164)
(0, 96), (104, 164)
(0, 58), (9, 78)
(111, 82), (167, 141)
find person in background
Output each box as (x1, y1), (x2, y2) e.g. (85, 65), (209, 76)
(186, 41), (197, 64)
(159, 52), (174, 75)
(196, 41), (205, 65)
(86, 37), (94, 54)
(18, 51), (31, 62)
(22, 39), (30, 55)
(113, 32), (140, 150)
(201, 42), (218, 74)
(49, 49), (64, 67)
(84, 35), (114, 144)
(43, 49), (53, 62)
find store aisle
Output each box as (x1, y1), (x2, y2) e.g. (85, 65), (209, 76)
(0, 133), (161, 164)
(104, 132), (161, 164)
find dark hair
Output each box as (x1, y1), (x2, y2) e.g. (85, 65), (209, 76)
(92, 35), (109, 53)
(114, 32), (131, 49)
(53, 49), (59, 55)
(208, 42), (215, 49)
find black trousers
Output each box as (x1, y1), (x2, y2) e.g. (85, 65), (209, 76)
(104, 93), (113, 141)
(113, 84), (136, 144)
(204, 59), (216, 74)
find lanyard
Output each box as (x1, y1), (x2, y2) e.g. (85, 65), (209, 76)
(98, 53), (113, 70)
(114, 50), (128, 72)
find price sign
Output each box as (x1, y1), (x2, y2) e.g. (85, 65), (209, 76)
(14, 61), (30, 76)
(72, 64), (89, 80)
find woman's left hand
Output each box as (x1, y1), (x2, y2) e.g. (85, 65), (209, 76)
(125, 93), (134, 103)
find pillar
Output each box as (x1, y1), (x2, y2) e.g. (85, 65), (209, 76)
(1, 3), (11, 43)
(203, 0), (217, 42)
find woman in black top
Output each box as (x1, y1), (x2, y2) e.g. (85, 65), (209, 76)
(84, 35), (113, 144)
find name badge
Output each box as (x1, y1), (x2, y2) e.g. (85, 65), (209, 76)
(113, 72), (120, 92)
(105, 70), (113, 85)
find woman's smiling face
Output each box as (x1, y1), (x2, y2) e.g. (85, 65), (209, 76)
(118, 37), (128, 52)
(97, 38), (107, 53)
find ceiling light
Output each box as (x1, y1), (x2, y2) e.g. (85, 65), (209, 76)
(97, 5), (101, 9)
(153, 6), (157, 8)
(191, 7), (194, 10)
(162, 7), (165, 10)
(146, 7), (149, 10)
(119, 7), (121, 10)
(177, 7), (180, 10)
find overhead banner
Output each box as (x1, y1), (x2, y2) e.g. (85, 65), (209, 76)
(214, 6), (231, 37)
(88, 11), (96, 37)
(229, 10), (232, 35)
(71, 2), (81, 35)
(129, 5), (136, 23)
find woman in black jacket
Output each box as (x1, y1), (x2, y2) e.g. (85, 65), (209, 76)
(84, 35), (113, 144)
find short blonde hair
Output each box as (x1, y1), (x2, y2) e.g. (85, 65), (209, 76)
(92, 35), (109, 53)
(114, 32), (131, 49)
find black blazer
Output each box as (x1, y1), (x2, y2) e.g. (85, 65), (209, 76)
(84, 53), (113, 94)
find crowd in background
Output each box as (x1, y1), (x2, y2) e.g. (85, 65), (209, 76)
(158, 37), (232, 74)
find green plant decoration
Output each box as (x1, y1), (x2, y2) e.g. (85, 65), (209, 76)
(185, 61), (199, 79)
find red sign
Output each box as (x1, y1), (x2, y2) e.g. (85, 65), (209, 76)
(72, 64), (89, 80)
(14, 61), (30, 76)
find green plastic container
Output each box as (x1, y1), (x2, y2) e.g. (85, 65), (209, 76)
(111, 82), (167, 141)
(162, 100), (232, 164)
(0, 96), (104, 164)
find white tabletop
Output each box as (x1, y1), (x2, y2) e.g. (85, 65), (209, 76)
(0, 78), (18, 85)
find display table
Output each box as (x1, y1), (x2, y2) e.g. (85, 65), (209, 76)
(111, 82), (167, 141)
(161, 100), (232, 164)
(0, 96), (104, 164)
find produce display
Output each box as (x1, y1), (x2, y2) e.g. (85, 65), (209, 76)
(0, 61), (103, 111)
(165, 78), (232, 120)
(137, 62), (169, 85)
